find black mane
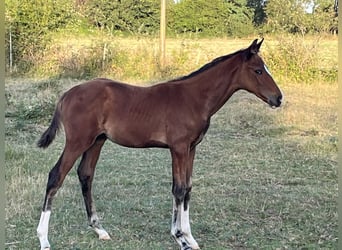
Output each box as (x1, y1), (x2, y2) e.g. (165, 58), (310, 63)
(171, 49), (244, 82)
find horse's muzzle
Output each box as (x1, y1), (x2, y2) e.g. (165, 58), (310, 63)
(268, 94), (282, 108)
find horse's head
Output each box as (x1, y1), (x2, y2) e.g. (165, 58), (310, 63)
(238, 38), (283, 108)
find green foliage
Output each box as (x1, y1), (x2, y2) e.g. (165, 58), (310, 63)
(7, 35), (337, 84)
(263, 35), (337, 83)
(247, 0), (267, 25)
(309, 0), (338, 33)
(84, 0), (160, 35)
(5, 0), (79, 73)
(169, 0), (227, 35)
(4, 0), (338, 76)
(265, 0), (310, 34)
(168, 0), (255, 37)
(32, 35), (202, 81)
(224, 0), (255, 37)
(264, 0), (338, 35)
(83, 0), (256, 37)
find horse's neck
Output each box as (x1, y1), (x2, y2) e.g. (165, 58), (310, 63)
(185, 58), (240, 118)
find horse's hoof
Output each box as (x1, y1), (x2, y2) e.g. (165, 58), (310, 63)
(98, 231), (111, 240)
(94, 227), (111, 240)
(99, 234), (111, 240)
(180, 243), (201, 250)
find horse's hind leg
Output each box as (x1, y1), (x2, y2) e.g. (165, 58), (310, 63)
(77, 135), (110, 240)
(37, 144), (85, 250)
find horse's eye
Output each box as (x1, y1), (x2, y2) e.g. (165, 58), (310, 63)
(255, 69), (262, 75)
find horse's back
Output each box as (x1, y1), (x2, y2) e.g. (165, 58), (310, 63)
(60, 78), (136, 110)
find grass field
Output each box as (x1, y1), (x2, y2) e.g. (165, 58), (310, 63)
(5, 37), (337, 249)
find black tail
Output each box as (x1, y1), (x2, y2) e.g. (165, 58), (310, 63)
(37, 105), (61, 149)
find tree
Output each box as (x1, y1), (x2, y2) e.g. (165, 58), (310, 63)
(247, 0), (267, 26)
(224, 0), (255, 36)
(84, 0), (160, 34)
(310, 0), (338, 33)
(264, 0), (312, 34)
(333, 0), (338, 33)
(169, 0), (254, 37)
(169, 0), (226, 35)
(264, 0), (338, 34)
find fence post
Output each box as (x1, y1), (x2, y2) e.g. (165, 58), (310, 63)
(160, 0), (166, 68)
(9, 27), (13, 73)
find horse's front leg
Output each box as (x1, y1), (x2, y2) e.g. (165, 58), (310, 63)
(170, 147), (200, 250)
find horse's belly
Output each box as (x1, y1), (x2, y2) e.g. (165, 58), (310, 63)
(104, 121), (168, 148)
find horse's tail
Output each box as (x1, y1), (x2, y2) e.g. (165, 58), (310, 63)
(37, 102), (62, 149)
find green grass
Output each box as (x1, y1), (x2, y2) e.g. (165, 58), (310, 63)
(5, 74), (337, 249)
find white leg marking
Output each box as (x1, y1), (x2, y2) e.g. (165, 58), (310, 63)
(37, 211), (51, 250)
(94, 227), (111, 240)
(90, 214), (111, 240)
(171, 198), (200, 249)
(171, 198), (179, 241)
(181, 204), (199, 249)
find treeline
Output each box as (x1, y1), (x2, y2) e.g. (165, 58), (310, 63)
(64, 0), (339, 36)
(5, 0), (338, 73)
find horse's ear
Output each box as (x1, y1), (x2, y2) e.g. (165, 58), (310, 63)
(244, 38), (264, 60)
(257, 37), (264, 50)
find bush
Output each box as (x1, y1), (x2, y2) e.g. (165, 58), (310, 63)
(5, 0), (79, 73)
(31, 34), (196, 82)
(263, 35), (336, 83)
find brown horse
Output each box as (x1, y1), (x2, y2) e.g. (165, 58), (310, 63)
(37, 39), (282, 250)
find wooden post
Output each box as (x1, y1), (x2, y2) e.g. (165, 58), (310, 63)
(160, 0), (166, 68)
(9, 28), (13, 73)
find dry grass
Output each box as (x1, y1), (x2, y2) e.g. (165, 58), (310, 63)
(34, 34), (337, 84)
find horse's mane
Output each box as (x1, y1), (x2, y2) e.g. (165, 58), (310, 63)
(170, 49), (244, 82)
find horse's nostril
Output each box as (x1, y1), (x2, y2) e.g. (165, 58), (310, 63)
(278, 95), (282, 104)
